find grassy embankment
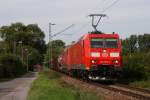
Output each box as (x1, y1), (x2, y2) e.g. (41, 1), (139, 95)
(129, 80), (150, 89)
(27, 69), (100, 100)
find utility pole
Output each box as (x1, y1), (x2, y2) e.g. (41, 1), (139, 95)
(48, 23), (74, 68)
(49, 23), (56, 68)
(13, 40), (16, 56)
(27, 53), (31, 72)
(18, 41), (23, 62)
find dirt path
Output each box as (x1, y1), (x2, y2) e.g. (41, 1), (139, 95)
(0, 72), (37, 100)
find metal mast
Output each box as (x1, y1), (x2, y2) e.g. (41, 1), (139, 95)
(49, 23), (56, 68)
(89, 14), (106, 32)
(48, 23), (74, 68)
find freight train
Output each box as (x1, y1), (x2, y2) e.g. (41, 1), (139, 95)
(57, 32), (122, 81)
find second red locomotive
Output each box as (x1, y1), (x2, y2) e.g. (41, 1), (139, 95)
(58, 32), (122, 81)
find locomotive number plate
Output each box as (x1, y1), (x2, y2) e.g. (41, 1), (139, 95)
(102, 53), (108, 57)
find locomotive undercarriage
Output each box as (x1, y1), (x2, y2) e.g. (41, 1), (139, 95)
(68, 65), (122, 81)
(88, 65), (122, 81)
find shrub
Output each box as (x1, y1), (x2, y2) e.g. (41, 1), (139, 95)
(122, 52), (150, 81)
(0, 54), (26, 78)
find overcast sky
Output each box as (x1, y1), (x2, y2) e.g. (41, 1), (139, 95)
(0, 0), (150, 44)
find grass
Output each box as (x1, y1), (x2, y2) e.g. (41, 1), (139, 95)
(27, 69), (100, 100)
(118, 78), (150, 89)
(129, 80), (150, 89)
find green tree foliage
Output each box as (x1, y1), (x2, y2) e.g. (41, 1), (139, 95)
(15, 45), (42, 69)
(0, 41), (9, 54)
(138, 34), (150, 52)
(123, 34), (150, 55)
(122, 34), (150, 82)
(122, 52), (150, 82)
(0, 22), (46, 54)
(44, 40), (65, 67)
(0, 54), (26, 78)
(122, 35), (137, 55)
(0, 22), (46, 78)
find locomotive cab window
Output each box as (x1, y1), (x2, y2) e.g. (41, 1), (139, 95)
(105, 39), (118, 48)
(91, 38), (118, 48)
(91, 38), (104, 48)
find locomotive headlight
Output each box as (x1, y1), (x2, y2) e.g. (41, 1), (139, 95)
(115, 60), (119, 63)
(91, 52), (100, 57)
(110, 52), (119, 57)
(91, 60), (95, 64)
(112, 60), (119, 64)
(91, 60), (97, 64)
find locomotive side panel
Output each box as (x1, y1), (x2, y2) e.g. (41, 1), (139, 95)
(83, 34), (91, 70)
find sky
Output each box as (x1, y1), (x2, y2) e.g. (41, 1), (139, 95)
(0, 0), (150, 44)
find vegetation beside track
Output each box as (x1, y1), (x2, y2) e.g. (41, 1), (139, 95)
(27, 69), (100, 100)
(128, 80), (150, 89)
(120, 53), (150, 89)
(121, 34), (150, 89)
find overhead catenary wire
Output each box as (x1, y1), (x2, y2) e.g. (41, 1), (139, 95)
(101, 0), (120, 13)
(53, 0), (109, 39)
(52, 24), (75, 38)
(63, 0), (121, 44)
(72, 0), (121, 35)
(85, 0), (107, 16)
(54, 0), (121, 44)
(59, 0), (108, 37)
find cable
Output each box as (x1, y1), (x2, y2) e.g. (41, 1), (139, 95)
(52, 24), (75, 38)
(76, 0), (121, 33)
(86, 0), (107, 15)
(72, 0), (109, 34)
(101, 0), (120, 13)
(57, 0), (121, 43)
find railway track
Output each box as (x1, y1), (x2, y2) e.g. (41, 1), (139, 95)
(115, 84), (150, 95)
(53, 69), (150, 100)
(93, 82), (150, 100)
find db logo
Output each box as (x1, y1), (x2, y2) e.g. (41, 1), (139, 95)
(102, 53), (108, 57)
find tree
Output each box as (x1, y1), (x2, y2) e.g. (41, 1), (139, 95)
(44, 40), (65, 67)
(0, 22), (46, 74)
(122, 34), (150, 81)
(0, 22), (46, 54)
(0, 41), (9, 54)
(122, 34), (150, 55)
(138, 34), (150, 52)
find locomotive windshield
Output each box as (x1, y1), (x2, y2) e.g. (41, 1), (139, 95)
(91, 38), (118, 48)
(91, 38), (103, 48)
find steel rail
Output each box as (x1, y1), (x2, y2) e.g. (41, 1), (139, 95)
(51, 69), (150, 100)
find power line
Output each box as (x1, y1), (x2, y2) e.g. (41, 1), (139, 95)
(101, 0), (120, 13)
(74, 0), (121, 34)
(85, 0), (107, 15)
(52, 24), (75, 38)
(59, 0), (121, 42)
(71, 0), (109, 34)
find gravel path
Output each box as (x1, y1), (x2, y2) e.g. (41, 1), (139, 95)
(0, 72), (38, 100)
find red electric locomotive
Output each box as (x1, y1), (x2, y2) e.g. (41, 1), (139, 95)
(58, 32), (122, 81)
(57, 14), (123, 81)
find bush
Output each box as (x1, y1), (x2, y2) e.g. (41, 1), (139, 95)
(122, 52), (150, 81)
(0, 54), (26, 78)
